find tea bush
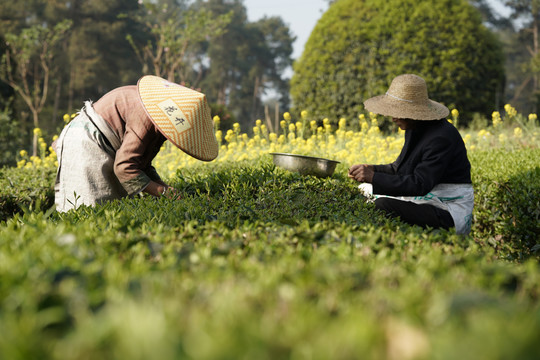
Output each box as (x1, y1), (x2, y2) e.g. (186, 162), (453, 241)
(470, 149), (540, 260)
(0, 166), (56, 222)
(2, 146), (538, 260)
(1, 164), (539, 359)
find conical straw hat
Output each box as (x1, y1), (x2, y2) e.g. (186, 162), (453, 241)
(364, 74), (449, 120)
(138, 75), (218, 161)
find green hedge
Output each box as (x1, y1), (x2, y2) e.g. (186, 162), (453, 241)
(290, 0), (504, 123)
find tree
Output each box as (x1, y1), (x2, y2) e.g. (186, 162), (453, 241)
(471, 0), (514, 28)
(290, 0), (505, 124)
(55, 0), (145, 111)
(0, 0), (146, 129)
(0, 20), (72, 156)
(252, 16), (295, 121)
(197, 0), (295, 128)
(126, 0), (232, 83)
(503, 0), (540, 112)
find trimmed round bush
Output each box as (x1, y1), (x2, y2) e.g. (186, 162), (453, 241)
(290, 0), (505, 124)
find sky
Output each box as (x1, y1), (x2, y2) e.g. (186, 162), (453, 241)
(243, 0), (329, 60)
(243, 0), (512, 62)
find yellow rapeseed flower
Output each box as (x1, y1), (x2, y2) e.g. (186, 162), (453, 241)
(43, 104), (528, 179)
(492, 111), (502, 128)
(504, 104), (517, 117)
(283, 112), (291, 121)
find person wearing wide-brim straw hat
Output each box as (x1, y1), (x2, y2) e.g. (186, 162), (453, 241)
(348, 74), (474, 234)
(54, 75), (218, 212)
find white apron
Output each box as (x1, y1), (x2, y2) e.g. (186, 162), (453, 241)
(359, 183), (474, 235)
(54, 102), (124, 212)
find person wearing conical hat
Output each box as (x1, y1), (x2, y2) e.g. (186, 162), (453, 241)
(54, 75), (218, 212)
(348, 74), (474, 234)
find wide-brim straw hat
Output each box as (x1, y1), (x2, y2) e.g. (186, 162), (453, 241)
(138, 75), (218, 161)
(363, 74), (449, 120)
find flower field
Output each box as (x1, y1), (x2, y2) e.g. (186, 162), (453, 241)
(15, 104), (538, 179)
(1, 105), (539, 359)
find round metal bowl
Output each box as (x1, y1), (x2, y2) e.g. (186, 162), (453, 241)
(270, 152), (340, 178)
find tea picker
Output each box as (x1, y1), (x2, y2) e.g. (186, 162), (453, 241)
(54, 75), (218, 212)
(348, 74), (474, 234)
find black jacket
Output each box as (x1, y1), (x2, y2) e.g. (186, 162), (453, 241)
(372, 119), (471, 197)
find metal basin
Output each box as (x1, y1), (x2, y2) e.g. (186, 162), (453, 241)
(270, 152), (340, 178)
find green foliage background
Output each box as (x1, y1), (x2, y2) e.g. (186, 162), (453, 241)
(0, 107), (24, 168)
(290, 0), (505, 124)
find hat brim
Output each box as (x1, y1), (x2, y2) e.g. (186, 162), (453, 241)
(137, 76), (218, 161)
(364, 94), (449, 120)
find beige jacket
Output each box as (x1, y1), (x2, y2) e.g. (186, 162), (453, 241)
(92, 85), (166, 194)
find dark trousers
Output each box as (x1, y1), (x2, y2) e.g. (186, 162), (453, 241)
(374, 197), (454, 230)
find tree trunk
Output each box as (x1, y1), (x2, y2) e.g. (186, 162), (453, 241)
(32, 109), (39, 157)
(534, 13), (539, 113)
(68, 68), (74, 113)
(264, 105), (274, 133)
(251, 76), (260, 123)
(52, 80), (61, 128)
(275, 101), (279, 134)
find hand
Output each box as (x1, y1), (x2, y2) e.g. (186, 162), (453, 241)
(162, 186), (181, 200)
(348, 164), (374, 183)
(144, 181), (181, 200)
